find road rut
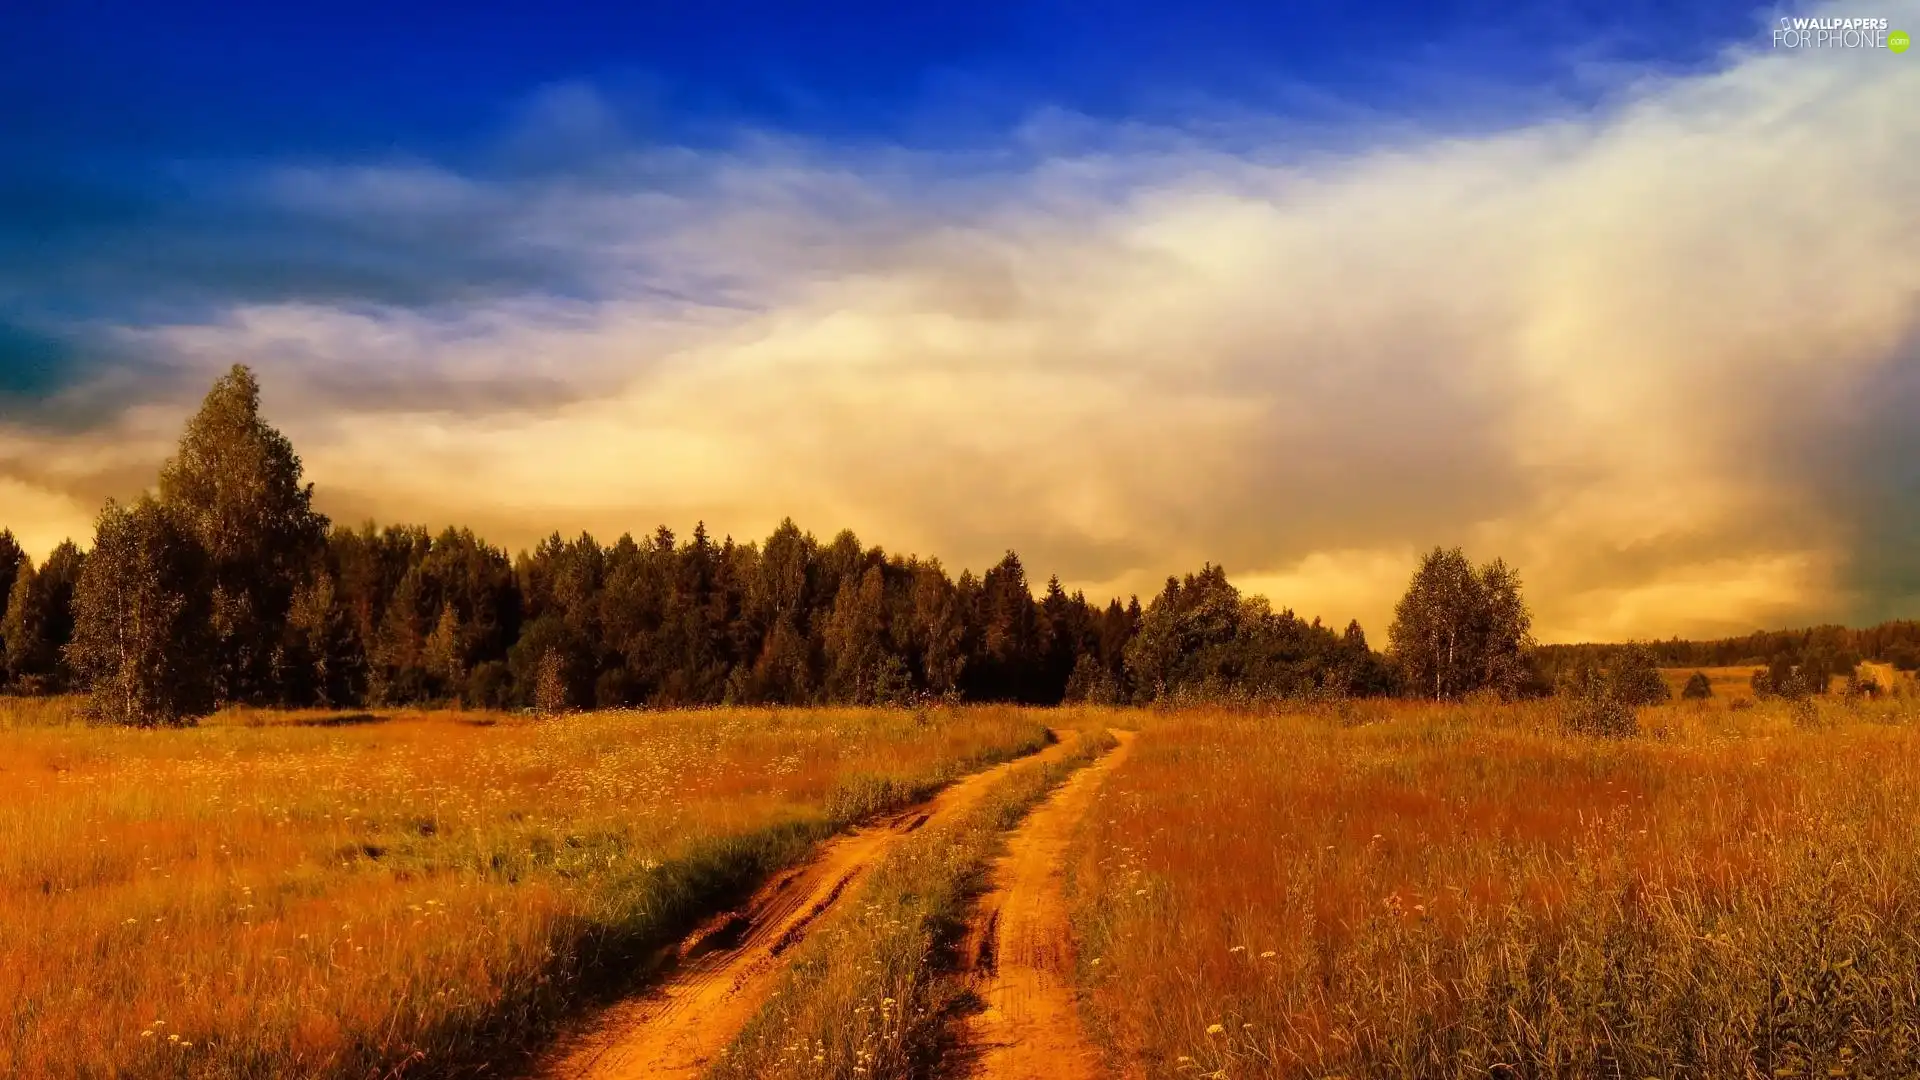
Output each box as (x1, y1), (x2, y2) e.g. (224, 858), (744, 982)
(960, 730), (1134, 1080)
(534, 736), (1081, 1080)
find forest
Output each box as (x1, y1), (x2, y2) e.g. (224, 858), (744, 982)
(0, 367), (1394, 719)
(7, 365), (1911, 725)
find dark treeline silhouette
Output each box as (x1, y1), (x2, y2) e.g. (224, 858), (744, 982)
(0, 366), (1395, 723)
(1536, 622), (1920, 686)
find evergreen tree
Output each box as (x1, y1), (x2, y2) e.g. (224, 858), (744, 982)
(283, 571), (366, 707)
(68, 499), (214, 726)
(157, 365), (328, 704)
(3, 541), (85, 692)
(968, 551), (1042, 701)
(0, 530), (23, 666)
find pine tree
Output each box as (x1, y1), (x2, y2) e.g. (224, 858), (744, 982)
(283, 571), (366, 707)
(158, 365), (328, 704)
(68, 499), (215, 726)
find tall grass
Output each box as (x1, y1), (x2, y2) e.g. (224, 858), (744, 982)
(0, 702), (1048, 1079)
(709, 723), (1119, 1080)
(1069, 695), (1920, 1078)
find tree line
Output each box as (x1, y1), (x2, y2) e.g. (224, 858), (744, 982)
(38, 366), (1904, 727)
(9, 366), (1510, 725)
(1536, 620), (1920, 688)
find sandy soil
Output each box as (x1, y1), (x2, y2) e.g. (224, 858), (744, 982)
(532, 735), (1081, 1080)
(960, 730), (1134, 1080)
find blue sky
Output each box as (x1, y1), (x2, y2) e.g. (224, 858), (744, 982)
(0, 0), (1773, 382)
(6, 2), (1765, 156)
(1, 0), (1916, 641)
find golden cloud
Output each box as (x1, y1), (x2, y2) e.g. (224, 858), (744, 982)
(4, 13), (1917, 642)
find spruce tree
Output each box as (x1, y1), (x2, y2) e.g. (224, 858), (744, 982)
(0, 530), (23, 667)
(3, 541), (85, 692)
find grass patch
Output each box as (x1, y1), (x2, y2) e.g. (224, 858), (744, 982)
(0, 705), (1049, 1079)
(1068, 697), (1920, 1079)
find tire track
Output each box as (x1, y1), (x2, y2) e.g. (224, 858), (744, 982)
(533, 736), (1081, 1080)
(960, 730), (1134, 1080)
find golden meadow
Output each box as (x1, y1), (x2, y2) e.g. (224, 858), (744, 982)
(0, 700), (1047, 1078)
(1069, 689), (1920, 1078)
(8, 682), (1920, 1078)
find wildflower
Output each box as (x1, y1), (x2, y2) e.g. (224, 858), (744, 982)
(1228, 945), (1245, 954)
(1206, 1023), (1225, 1036)
(1259, 950), (1276, 959)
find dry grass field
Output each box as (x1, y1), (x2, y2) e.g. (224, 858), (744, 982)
(12, 691), (1920, 1080)
(0, 698), (1049, 1079)
(1068, 692), (1920, 1078)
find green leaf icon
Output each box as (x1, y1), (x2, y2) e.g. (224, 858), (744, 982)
(1892, 29), (1911, 53)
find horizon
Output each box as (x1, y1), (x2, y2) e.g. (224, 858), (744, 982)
(3, 0), (1918, 644)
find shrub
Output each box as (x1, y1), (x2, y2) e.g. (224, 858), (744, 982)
(465, 661), (513, 710)
(1610, 643), (1671, 706)
(1789, 695), (1824, 729)
(1843, 670), (1882, 701)
(1559, 666), (1639, 738)
(1681, 671), (1713, 700)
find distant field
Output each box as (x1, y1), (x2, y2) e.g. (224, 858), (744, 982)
(1659, 664), (1917, 698)
(1658, 664), (1764, 698)
(1068, 694), (1920, 1078)
(0, 699), (1048, 1079)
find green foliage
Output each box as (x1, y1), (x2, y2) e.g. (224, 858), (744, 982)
(67, 498), (215, 727)
(1387, 547), (1536, 700)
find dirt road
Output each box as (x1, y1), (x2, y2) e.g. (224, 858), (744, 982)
(961, 730), (1134, 1080)
(534, 736), (1083, 1080)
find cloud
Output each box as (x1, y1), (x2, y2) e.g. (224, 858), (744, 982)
(2, 10), (1918, 643)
